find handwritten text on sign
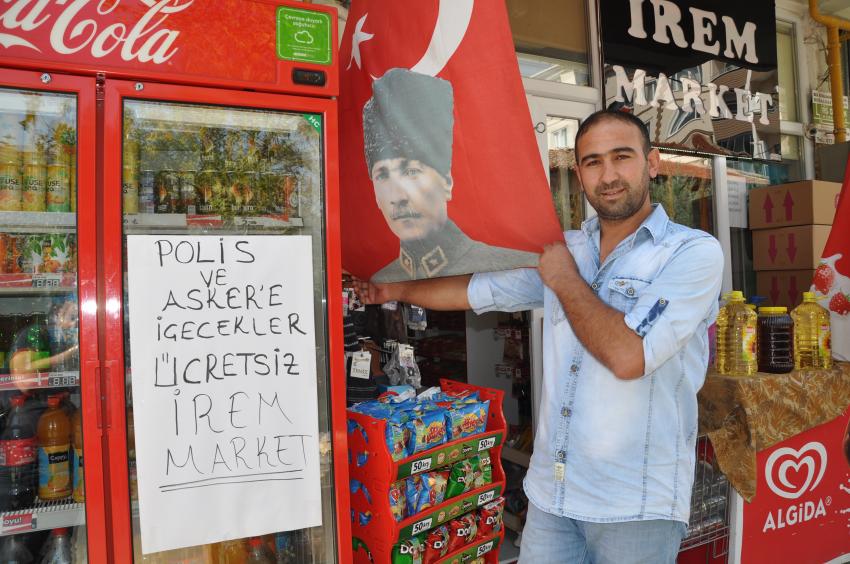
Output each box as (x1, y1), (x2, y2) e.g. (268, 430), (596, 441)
(127, 235), (322, 554)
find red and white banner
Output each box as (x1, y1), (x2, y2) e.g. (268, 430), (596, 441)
(812, 156), (850, 361)
(339, 0), (562, 282)
(741, 408), (850, 563)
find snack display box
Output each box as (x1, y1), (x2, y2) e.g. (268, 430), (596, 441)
(348, 380), (507, 563)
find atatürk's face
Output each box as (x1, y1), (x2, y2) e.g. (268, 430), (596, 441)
(575, 119), (658, 221)
(371, 158), (453, 241)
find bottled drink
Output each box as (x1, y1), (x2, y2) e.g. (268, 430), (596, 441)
(195, 168), (217, 215)
(0, 534), (33, 563)
(26, 318), (51, 366)
(155, 170), (178, 214)
(179, 170), (197, 215)
(37, 395), (71, 500)
(0, 395), (37, 511)
(139, 169), (156, 214)
(0, 144), (22, 211)
(45, 155), (70, 213)
(245, 537), (274, 564)
(791, 291), (832, 370)
(39, 527), (72, 563)
(122, 138), (140, 214)
(757, 307), (794, 374)
(71, 408), (84, 502)
(715, 291), (757, 376)
(21, 133), (46, 212)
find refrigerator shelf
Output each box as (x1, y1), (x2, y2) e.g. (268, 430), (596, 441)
(0, 370), (79, 391)
(0, 499), (85, 537)
(0, 212), (76, 233)
(124, 213), (304, 231)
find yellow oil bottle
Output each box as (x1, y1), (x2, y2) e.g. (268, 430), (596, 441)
(791, 291), (832, 370)
(715, 291), (758, 376)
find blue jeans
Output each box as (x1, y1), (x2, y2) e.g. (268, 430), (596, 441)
(519, 502), (687, 564)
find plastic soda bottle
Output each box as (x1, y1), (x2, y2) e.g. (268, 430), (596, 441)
(791, 291), (832, 370)
(0, 395), (37, 511)
(71, 408), (84, 502)
(0, 534), (33, 563)
(715, 291), (758, 376)
(245, 537), (274, 564)
(40, 527), (72, 564)
(37, 395), (71, 500)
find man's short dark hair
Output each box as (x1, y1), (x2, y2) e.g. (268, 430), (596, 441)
(574, 110), (651, 161)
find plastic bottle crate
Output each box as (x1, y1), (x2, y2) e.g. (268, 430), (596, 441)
(348, 380), (507, 564)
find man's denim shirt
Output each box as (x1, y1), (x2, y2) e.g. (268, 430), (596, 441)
(468, 205), (723, 524)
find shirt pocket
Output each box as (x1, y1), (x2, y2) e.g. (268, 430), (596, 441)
(607, 277), (650, 313)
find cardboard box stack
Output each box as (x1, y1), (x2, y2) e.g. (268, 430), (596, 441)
(749, 180), (841, 308)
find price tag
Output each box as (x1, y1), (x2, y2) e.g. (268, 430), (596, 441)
(411, 517), (433, 535)
(349, 351), (371, 380)
(410, 458), (432, 474)
(477, 490), (495, 506)
(398, 344), (416, 368)
(478, 437), (496, 451)
(31, 274), (61, 288)
(477, 541), (495, 557)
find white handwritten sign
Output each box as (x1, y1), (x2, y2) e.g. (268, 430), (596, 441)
(127, 235), (322, 554)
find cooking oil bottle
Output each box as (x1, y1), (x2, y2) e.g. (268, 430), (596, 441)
(716, 291), (758, 376)
(791, 291), (832, 370)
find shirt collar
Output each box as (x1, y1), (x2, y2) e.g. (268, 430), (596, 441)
(580, 203), (669, 245)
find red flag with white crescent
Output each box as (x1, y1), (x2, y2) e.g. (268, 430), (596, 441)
(339, 0), (562, 282)
(812, 155), (850, 360)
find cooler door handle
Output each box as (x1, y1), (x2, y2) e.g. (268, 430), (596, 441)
(88, 359), (103, 430)
(103, 359), (119, 430)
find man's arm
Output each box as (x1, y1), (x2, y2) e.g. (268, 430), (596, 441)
(538, 244), (644, 379)
(355, 275), (472, 310)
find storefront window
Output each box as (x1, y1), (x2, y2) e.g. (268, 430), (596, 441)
(546, 116), (584, 230)
(649, 153), (715, 234)
(776, 21), (799, 123)
(507, 0), (590, 86)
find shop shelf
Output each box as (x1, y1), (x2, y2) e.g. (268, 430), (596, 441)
(0, 273), (76, 293)
(0, 211), (76, 232)
(437, 530), (503, 564)
(0, 370), (79, 391)
(124, 213), (304, 231)
(0, 499), (85, 536)
(348, 380), (507, 564)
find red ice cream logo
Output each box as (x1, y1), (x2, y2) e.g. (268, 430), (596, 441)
(765, 442), (827, 499)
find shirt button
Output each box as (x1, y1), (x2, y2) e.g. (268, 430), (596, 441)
(627, 287), (635, 296)
(561, 407), (571, 417)
(591, 283), (599, 290)
(570, 364), (578, 373)
(556, 450), (566, 461)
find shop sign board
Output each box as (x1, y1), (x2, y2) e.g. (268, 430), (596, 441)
(600, 0), (779, 160)
(126, 235), (322, 554)
(741, 408), (850, 564)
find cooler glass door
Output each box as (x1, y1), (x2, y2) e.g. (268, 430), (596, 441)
(102, 80), (348, 563)
(0, 69), (106, 562)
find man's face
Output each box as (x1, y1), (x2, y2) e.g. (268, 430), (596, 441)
(575, 119), (659, 221)
(371, 158), (452, 241)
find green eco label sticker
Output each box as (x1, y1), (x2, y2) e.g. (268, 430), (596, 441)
(277, 6), (332, 65)
(302, 114), (322, 133)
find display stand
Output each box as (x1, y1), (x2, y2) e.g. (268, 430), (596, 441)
(348, 380), (507, 563)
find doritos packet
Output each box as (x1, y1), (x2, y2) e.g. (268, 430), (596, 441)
(423, 525), (450, 564)
(391, 535), (425, 564)
(446, 513), (477, 553)
(446, 457), (477, 499)
(476, 496), (505, 539)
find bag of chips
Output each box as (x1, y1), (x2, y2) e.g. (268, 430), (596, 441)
(407, 471), (449, 515)
(473, 451), (492, 489)
(389, 480), (406, 522)
(446, 513), (477, 553)
(422, 525), (450, 564)
(406, 409), (447, 455)
(387, 410), (411, 462)
(391, 536), (425, 564)
(446, 457), (478, 499)
(445, 401), (489, 441)
(476, 497), (505, 539)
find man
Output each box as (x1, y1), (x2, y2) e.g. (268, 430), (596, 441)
(363, 68), (538, 282)
(357, 110), (723, 563)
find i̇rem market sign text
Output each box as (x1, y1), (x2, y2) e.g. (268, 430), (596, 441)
(601, 0), (779, 159)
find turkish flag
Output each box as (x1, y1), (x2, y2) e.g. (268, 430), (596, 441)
(812, 155), (850, 360)
(339, 0), (562, 282)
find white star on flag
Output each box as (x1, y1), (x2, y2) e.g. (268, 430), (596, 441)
(347, 13), (374, 71)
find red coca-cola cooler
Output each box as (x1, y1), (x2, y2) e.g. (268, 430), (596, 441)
(0, 1), (351, 562)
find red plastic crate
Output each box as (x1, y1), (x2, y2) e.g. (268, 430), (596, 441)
(348, 380), (507, 564)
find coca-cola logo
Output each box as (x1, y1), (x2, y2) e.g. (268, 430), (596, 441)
(0, 0), (193, 64)
(765, 442), (827, 499)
